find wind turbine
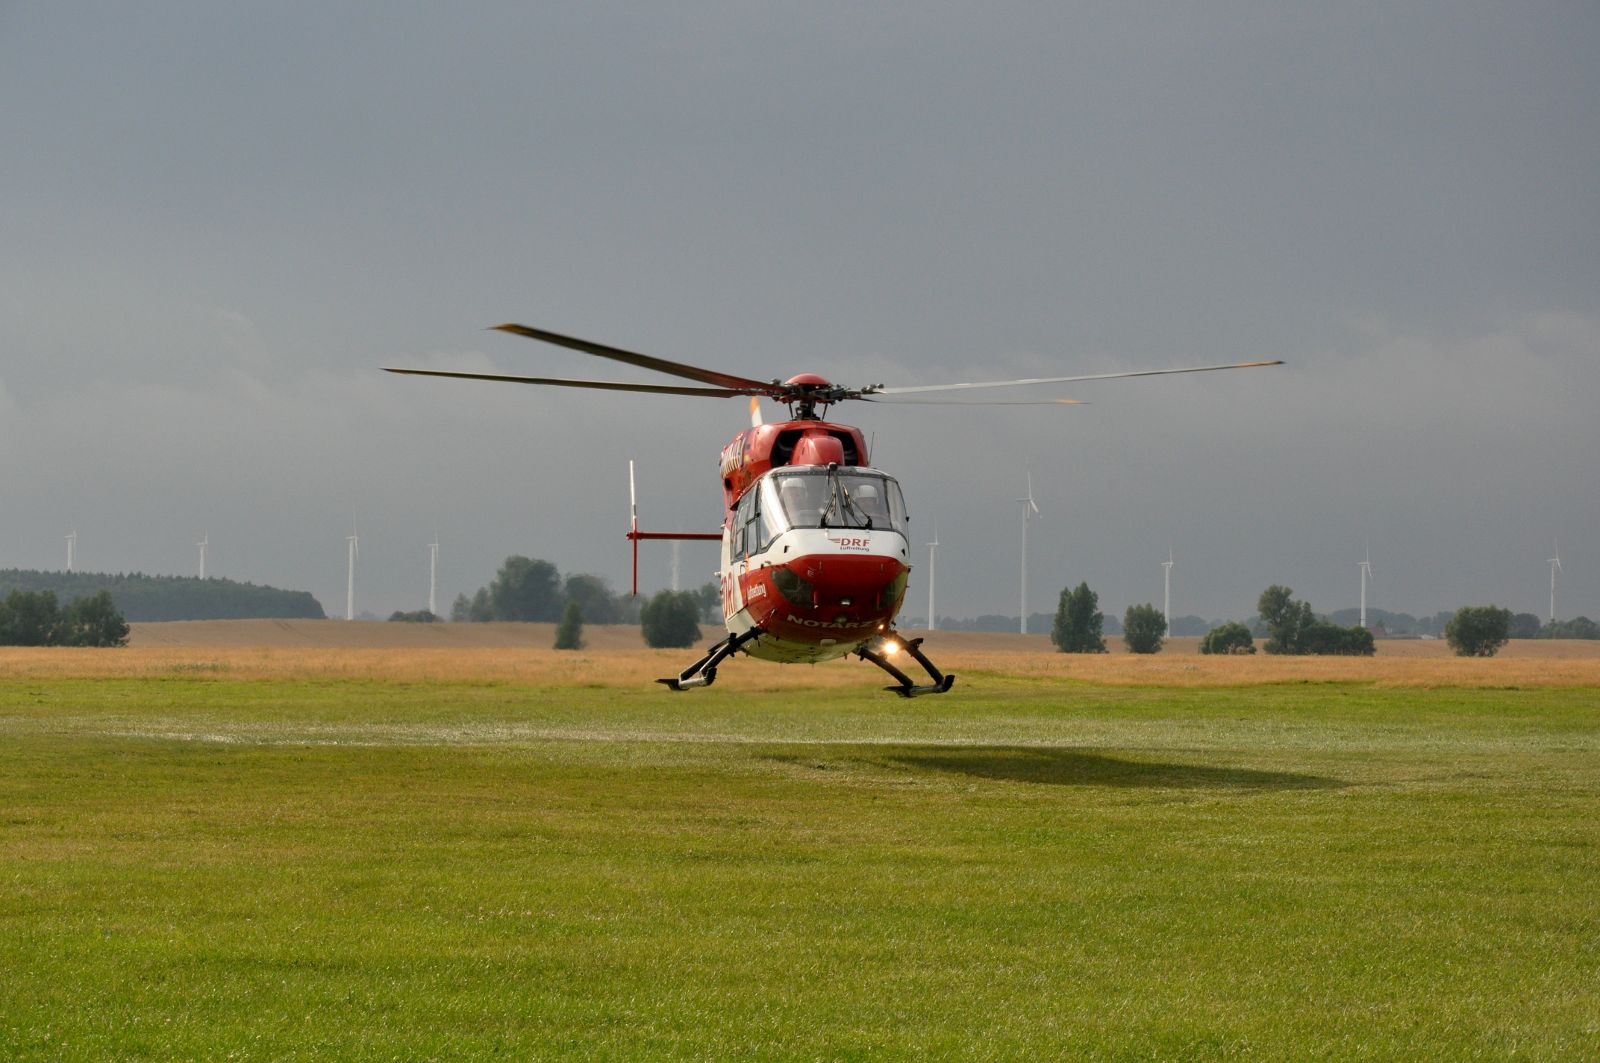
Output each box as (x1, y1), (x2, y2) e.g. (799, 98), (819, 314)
(65, 529), (77, 573)
(926, 522), (940, 632)
(1548, 538), (1562, 623)
(197, 531), (209, 580)
(1162, 549), (1174, 637)
(346, 529), (359, 621)
(428, 538), (439, 616)
(1018, 473), (1040, 634)
(1356, 544), (1369, 627)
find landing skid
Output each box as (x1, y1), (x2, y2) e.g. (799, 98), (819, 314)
(857, 636), (956, 697)
(658, 628), (764, 691)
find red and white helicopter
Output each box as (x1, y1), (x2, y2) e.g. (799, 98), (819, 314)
(388, 324), (1280, 695)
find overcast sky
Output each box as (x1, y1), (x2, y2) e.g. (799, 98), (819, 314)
(3, 2), (1596, 624)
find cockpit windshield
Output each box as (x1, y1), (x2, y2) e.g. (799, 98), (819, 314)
(769, 467), (908, 533)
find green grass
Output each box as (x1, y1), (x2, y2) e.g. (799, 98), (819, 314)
(1, 675), (1597, 1060)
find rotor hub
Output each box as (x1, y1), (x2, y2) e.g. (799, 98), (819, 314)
(780, 373), (841, 419)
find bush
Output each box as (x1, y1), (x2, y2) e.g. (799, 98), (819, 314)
(1122, 603), (1166, 654)
(554, 600), (585, 650)
(1301, 621), (1375, 656)
(387, 610), (439, 623)
(1200, 622), (1255, 655)
(1445, 605), (1512, 657)
(640, 590), (702, 649)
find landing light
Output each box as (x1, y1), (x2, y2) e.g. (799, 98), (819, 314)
(881, 638), (903, 656)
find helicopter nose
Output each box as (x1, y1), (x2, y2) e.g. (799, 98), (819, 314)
(778, 555), (908, 611)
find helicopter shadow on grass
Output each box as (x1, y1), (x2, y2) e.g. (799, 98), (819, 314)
(769, 745), (1341, 791)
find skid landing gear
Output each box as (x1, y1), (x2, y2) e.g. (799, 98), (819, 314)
(658, 628), (763, 691)
(857, 635), (956, 697)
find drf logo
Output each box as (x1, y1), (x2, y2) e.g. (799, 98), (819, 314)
(828, 536), (871, 551)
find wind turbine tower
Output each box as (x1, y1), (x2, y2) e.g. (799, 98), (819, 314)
(346, 530), (359, 621)
(1018, 473), (1040, 634)
(1162, 549), (1174, 636)
(428, 539), (439, 617)
(926, 523), (940, 632)
(66, 529), (77, 573)
(1549, 539), (1562, 623)
(197, 532), (208, 580)
(1359, 545), (1373, 630)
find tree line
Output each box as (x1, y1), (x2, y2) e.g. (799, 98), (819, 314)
(0, 569), (324, 622)
(447, 556), (719, 626)
(1050, 582), (1379, 657)
(1046, 580), (1586, 658)
(443, 556), (717, 650)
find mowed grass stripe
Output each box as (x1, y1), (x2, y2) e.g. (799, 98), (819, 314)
(1, 675), (1597, 1059)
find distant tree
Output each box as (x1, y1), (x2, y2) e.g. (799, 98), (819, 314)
(1416, 610), (1454, 638)
(449, 593), (472, 623)
(1565, 616), (1598, 640)
(388, 610), (439, 623)
(1257, 585), (1314, 655)
(1052, 583), (1106, 653)
(640, 590), (702, 649)
(1542, 616), (1600, 640)
(1508, 612), (1544, 639)
(693, 581), (722, 623)
(1300, 621), (1375, 656)
(61, 591), (130, 647)
(1122, 603), (1166, 654)
(1200, 622), (1256, 655)
(0, 590), (128, 647)
(468, 587), (494, 622)
(563, 573), (622, 624)
(0, 590), (63, 646)
(489, 556), (563, 621)
(1256, 585), (1372, 655)
(1445, 605), (1512, 657)
(554, 600), (585, 650)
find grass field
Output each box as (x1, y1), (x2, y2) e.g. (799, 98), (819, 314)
(3, 633), (1598, 1059)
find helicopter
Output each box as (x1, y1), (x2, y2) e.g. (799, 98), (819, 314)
(387, 323), (1281, 696)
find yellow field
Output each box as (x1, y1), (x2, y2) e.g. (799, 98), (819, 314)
(2, 619), (1595, 688)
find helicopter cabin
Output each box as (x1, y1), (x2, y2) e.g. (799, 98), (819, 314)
(718, 421), (869, 510)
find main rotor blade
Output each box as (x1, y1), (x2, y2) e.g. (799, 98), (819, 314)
(492, 323), (779, 394)
(862, 396), (1086, 406)
(383, 367), (751, 398)
(868, 359), (1284, 396)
